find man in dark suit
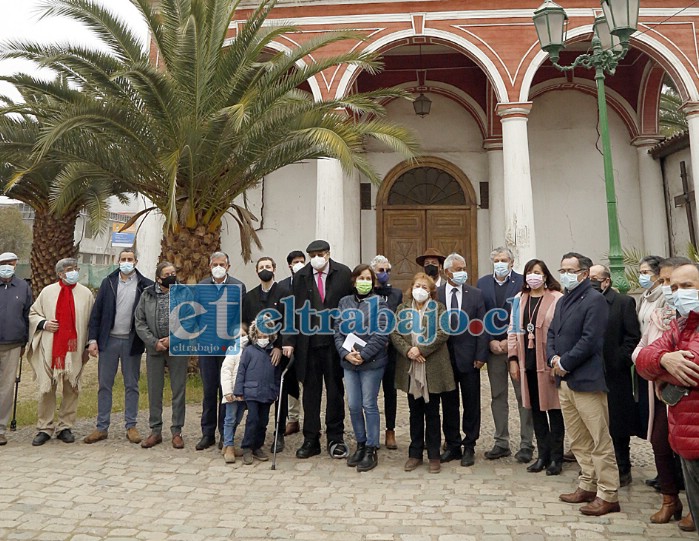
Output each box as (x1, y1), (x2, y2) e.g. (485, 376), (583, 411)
(282, 240), (352, 459)
(590, 264), (642, 487)
(195, 251), (247, 451)
(278, 250), (306, 298)
(477, 246), (533, 462)
(438, 253), (489, 467)
(547, 252), (620, 516)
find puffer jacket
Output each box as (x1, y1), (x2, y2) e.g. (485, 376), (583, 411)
(637, 311), (699, 460)
(233, 342), (281, 403)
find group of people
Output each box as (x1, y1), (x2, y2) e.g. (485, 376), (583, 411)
(1, 242), (699, 530)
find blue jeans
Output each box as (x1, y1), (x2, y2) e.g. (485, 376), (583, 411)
(97, 336), (141, 431)
(344, 367), (384, 448)
(223, 401), (245, 447)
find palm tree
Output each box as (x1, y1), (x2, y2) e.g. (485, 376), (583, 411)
(2, 0), (417, 283)
(659, 78), (688, 137)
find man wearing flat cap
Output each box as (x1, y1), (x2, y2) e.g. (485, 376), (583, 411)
(416, 249), (446, 288)
(0, 252), (32, 445)
(282, 240), (352, 459)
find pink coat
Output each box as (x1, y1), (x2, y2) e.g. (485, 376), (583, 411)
(508, 290), (563, 411)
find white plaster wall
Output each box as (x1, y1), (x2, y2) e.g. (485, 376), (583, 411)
(663, 148), (695, 256)
(364, 93), (489, 276)
(529, 91), (644, 270)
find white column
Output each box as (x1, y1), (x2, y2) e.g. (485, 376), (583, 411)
(316, 158), (346, 262)
(632, 136), (669, 256)
(683, 103), (699, 226)
(496, 102), (537, 268)
(342, 168), (361, 267)
(485, 137), (505, 249)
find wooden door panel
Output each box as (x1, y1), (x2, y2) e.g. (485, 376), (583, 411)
(426, 209), (477, 282)
(383, 210), (425, 294)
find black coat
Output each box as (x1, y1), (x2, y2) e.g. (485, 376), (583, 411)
(283, 259), (352, 382)
(242, 282), (287, 349)
(437, 283), (489, 373)
(374, 285), (403, 312)
(602, 288), (643, 438)
(546, 279), (609, 393)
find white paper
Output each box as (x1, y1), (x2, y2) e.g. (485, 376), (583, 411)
(341, 332), (367, 352)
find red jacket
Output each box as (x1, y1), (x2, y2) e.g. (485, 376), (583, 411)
(637, 311), (699, 460)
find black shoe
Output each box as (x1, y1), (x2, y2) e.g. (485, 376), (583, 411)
(270, 435), (285, 453)
(619, 471), (633, 487)
(484, 445), (511, 460)
(195, 435), (216, 451)
(527, 458), (548, 473)
(32, 432), (51, 446)
(296, 439), (321, 459)
(546, 461), (563, 476)
(514, 448), (533, 463)
(357, 446), (378, 472)
(645, 476), (661, 491)
(328, 440), (349, 459)
(347, 443), (366, 467)
(439, 448), (463, 463)
(56, 429), (75, 443)
(461, 448), (475, 467)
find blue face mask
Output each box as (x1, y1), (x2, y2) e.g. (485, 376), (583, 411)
(494, 262), (510, 278)
(64, 270), (79, 285)
(662, 285), (675, 307)
(559, 272), (581, 291)
(638, 274), (653, 290)
(451, 271), (468, 285)
(376, 271), (390, 285)
(0, 264), (15, 279)
(119, 262), (135, 275)
(673, 288), (699, 317)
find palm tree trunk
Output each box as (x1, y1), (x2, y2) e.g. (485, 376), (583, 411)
(160, 223), (222, 284)
(30, 209), (79, 292)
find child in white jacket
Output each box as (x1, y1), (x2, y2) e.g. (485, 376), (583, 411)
(221, 325), (248, 463)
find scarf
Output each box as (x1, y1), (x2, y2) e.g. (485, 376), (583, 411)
(52, 280), (78, 371)
(408, 299), (430, 402)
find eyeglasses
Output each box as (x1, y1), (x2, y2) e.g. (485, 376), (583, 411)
(376, 268), (391, 273)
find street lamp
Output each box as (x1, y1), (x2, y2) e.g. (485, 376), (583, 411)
(533, 0), (640, 293)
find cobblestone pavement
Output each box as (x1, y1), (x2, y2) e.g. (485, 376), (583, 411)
(0, 375), (695, 541)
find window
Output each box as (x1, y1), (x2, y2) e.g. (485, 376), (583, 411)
(387, 167), (466, 206)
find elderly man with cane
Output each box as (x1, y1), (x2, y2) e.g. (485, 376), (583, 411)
(0, 252), (33, 445)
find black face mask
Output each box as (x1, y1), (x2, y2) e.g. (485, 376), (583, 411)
(590, 280), (604, 292)
(258, 269), (274, 282)
(424, 264), (439, 278)
(161, 275), (177, 288)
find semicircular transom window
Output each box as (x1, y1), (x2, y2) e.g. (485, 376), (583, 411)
(387, 167), (467, 206)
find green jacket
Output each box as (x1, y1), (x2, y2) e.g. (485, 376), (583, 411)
(391, 299), (455, 395)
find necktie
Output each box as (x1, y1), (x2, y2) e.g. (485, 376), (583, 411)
(451, 288), (459, 330)
(317, 271), (325, 303)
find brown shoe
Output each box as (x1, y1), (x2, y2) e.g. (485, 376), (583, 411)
(385, 430), (397, 450)
(679, 513), (696, 532)
(126, 427), (142, 444)
(404, 458), (423, 472)
(83, 429), (108, 444)
(650, 494), (683, 524)
(580, 497), (621, 516)
(428, 459), (441, 474)
(284, 421), (300, 436)
(559, 488), (596, 504)
(0, 434), (7, 445)
(172, 434), (184, 449)
(223, 446), (236, 464)
(140, 433), (162, 448)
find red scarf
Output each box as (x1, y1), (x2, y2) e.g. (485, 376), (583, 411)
(52, 280), (78, 370)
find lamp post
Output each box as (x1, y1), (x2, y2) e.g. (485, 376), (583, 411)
(533, 0), (640, 293)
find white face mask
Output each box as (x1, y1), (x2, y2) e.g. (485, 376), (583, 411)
(451, 270), (468, 285)
(0, 264), (15, 279)
(412, 287), (429, 303)
(256, 338), (270, 348)
(661, 284), (675, 307)
(494, 261), (510, 278)
(291, 262), (305, 274)
(211, 266), (227, 280)
(64, 270), (79, 285)
(239, 335), (249, 347)
(310, 255), (327, 271)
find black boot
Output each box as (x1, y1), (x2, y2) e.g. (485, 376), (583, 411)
(357, 446), (378, 472)
(347, 443), (366, 467)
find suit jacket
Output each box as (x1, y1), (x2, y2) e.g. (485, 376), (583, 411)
(283, 259), (352, 382)
(242, 282), (287, 349)
(437, 283), (488, 373)
(477, 271), (524, 341)
(546, 279), (609, 392)
(277, 276), (293, 298)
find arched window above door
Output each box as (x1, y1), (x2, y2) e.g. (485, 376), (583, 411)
(387, 167), (467, 206)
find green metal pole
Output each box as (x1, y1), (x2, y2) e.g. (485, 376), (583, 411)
(594, 62), (629, 293)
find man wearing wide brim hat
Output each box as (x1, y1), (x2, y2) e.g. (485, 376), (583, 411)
(416, 248), (446, 288)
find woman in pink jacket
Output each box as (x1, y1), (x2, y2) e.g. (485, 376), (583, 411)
(508, 259), (564, 476)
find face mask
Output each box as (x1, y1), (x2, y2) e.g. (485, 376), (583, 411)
(64, 270), (79, 285)
(590, 280), (604, 293)
(559, 272), (581, 291)
(257, 338), (270, 348)
(119, 262), (135, 275)
(355, 280), (373, 295)
(424, 264), (439, 278)
(239, 335), (249, 347)
(639, 274), (653, 290)
(211, 266), (227, 280)
(661, 285), (675, 307)
(376, 271), (390, 285)
(494, 262), (510, 278)
(310, 255), (326, 271)
(258, 269), (274, 282)
(526, 274), (545, 290)
(673, 289), (699, 317)
(291, 262), (305, 274)
(161, 275), (177, 288)
(0, 264), (15, 279)
(451, 271), (468, 285)
(412, 287), (429, 303)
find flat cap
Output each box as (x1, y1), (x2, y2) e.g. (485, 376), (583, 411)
(415, 248), (446, 266)
(0, 252), (19, 263)
(306, 239), (330, 253)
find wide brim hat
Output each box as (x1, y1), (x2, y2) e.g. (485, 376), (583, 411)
(416, 248), (446, 266)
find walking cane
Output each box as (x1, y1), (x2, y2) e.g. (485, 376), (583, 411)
(271, 355), (295, 470)
(10, 352), (23, 431)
